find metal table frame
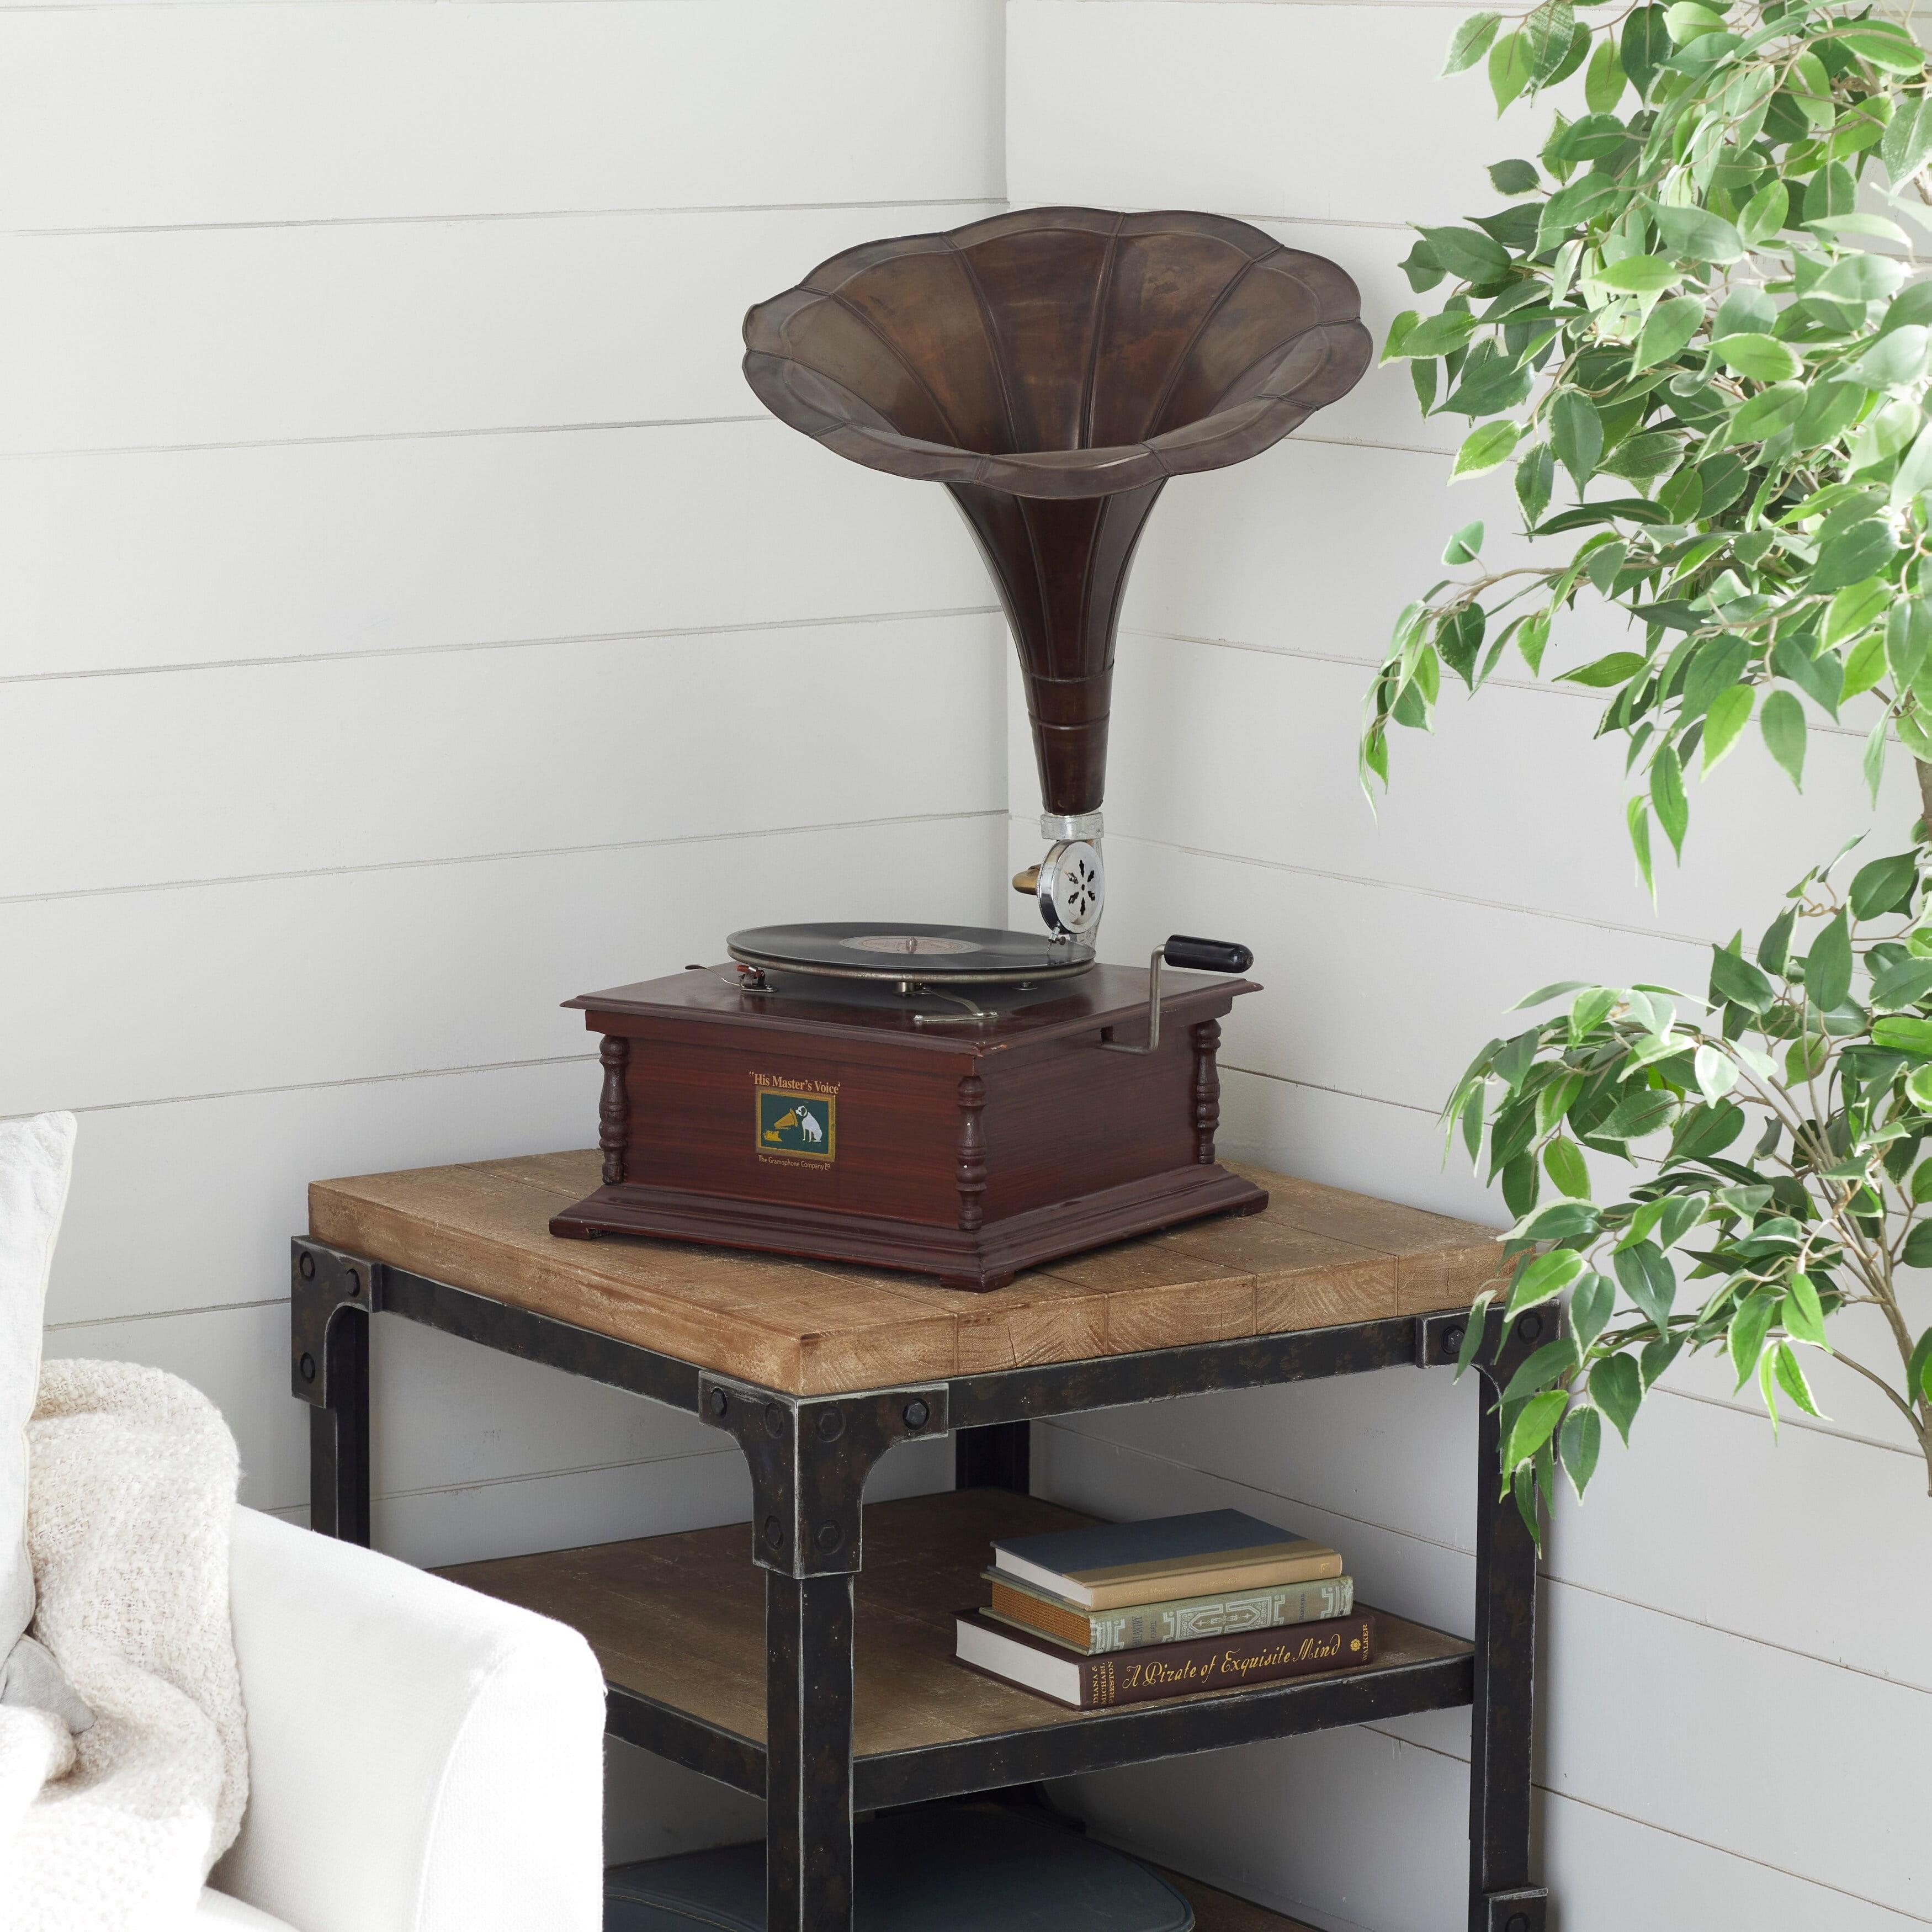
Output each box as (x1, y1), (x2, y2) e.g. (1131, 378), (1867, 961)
(290, 1236), (1551, 1932)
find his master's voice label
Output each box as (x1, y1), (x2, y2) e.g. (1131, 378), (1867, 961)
(753, 1078), (837, 1166)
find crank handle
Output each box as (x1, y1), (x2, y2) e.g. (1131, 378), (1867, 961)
(1098, 936), (1253, 1055)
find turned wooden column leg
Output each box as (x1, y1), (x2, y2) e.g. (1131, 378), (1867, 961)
(598, 1034), (629, 1186)
(1191, 1018), (1222, 1165)
(954, 1073), (987, 1231)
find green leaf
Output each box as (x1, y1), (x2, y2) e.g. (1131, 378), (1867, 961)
(1870, 956), (1932, 1008)
(1891, 421), (1932, 509)
(1760, 688), (1807, 789)
(1805, 911), (1853, 1011)
(1507, 1246), (1585, 1320)
(1596, 254), (1680, 294)
(1613, 1239), (1677, 1336)
(1650, 204), (1744, 266)
(1443, 9), (1502, 75)
(1443, 519), (1486, 565)
(1454, 420), (1521, 480)
(1419, 225), (1511, 285)
(1503, 1389), (1569, 1473)
(1758, 906), (1795, 975)
(1874, 1013), (1932, 1054)
(1601, 430), (1683, 484)
(1907, 1328), (1932, 1406)
(1584, 37), (1626, 113)
(1399, 310), (1483, 358)
(1701, 683), (1754, 773)
(1570, 1270), (1614, 1351)
(1834, 20), (1927, 73)
(1628, 794), (1654, 894)
(1492, 26), (1536, 112)
(1715, 333), (1800, 383)
(1772, 1342), (1824, 1419)
(1590, 1352), (1643, 1443)
(1694, 1041), (1737, 1100)
(1551, 389), (1603, 492)
(1664, 0), (1723, 41)
(1649, 743), (1688, 859)
(1848, 398), (1923, 477)
(1512, 1198), (1599, 1243)
(1850, 853), (1919, 921)
(1520, 0), (1578, 82)
(1634, 293), (1704, 371)
(1882, 95), (1932, 185)
(1843, 631), (1887, 702)
(1730, 380), (1806, 444)
(1570, 986), (1616, 1041)
(1489, 157), (1541, 195)
(1888, 597), (1932, 693)
(1783, 1272), (1830, 1349)
(1847, 327), (1929, 392)
(1816, 254), (1908, 304)
(1710, 942), (1774, 1012)
(1738, 178), (1788, 245)
(1811, 518), (1899, 596)
(1559, 651), (1646, 687)
(1543, 1136), (1591, 1199)
(1558, 1403), (1602, 1499)
(1823, 577), (1892, 651)
(1728, 1288), (1779, 1389)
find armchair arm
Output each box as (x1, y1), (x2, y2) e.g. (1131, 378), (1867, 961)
(211, 1508), (604, 1932)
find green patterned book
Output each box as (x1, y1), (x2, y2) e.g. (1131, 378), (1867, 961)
(983, 1567), (1356, 1655)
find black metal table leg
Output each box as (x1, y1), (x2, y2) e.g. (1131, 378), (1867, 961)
(1466, 1305), (1553, 1932)
(699, 1370), (951, 1932)
(767, 1570), (858, 1932)
(291, 1239), (376, 1547)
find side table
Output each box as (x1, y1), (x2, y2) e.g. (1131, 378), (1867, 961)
(290, 1150), (1550, 1932)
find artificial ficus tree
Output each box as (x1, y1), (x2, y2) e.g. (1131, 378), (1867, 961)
(1358, 0), (1932, 1517)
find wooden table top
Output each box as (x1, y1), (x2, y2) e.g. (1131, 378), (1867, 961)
(309, 1149), (1500, 1395)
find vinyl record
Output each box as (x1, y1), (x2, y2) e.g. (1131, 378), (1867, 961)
(726, 921), (1095, 985)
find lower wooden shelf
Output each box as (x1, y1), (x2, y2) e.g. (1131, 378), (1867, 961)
(444, 1488), (1472, 1808)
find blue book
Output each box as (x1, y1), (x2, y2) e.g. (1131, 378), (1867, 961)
(991, 1509), (1341, 1610)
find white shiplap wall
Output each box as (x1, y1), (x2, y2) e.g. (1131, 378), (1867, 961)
(1007, 4), (1929, 1930)
(4, 0), (1006, 1856)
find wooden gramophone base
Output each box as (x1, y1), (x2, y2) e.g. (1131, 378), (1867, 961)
(552, 1162), (1267, 1293)
(546, 959), (1268, 1293)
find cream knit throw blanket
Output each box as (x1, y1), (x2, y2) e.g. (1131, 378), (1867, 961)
(0, 1361), (247, 1930)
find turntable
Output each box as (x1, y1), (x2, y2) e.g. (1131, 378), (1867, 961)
(550, 209), (1370, 1289)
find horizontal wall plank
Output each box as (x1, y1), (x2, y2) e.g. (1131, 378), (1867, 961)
(1039, 1424), (1929, 1914)
(1066, 1724), (1913, 1932)
(1009, 821), (1697, 1114)
(1008, 0), (1556, 230)
(1088, 627), (1917, 947)
(48, 1057), (595, 1326)
(0, 420), (990, 679)
(0, 1), (1002, 229)
(1, 613), (1004, 898)
(0, 200), (1001, 455)
(1052, 1345), (1932, 1693)
(1, 813), (1006, 1116)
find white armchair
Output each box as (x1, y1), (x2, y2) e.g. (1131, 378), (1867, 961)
(195, 1508), (607, 1932)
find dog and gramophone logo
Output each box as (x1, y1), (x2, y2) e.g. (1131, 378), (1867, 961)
(751, 1073), (838, 1165)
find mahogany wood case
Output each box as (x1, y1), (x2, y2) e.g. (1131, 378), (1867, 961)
(550, 965), (1267, 1291)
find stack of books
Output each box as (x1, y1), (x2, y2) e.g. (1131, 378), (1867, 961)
(954, 1509), (1374, 1710)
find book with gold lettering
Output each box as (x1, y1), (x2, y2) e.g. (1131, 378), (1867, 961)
(954, 1607), (1376, 1709)
(982, 1568), (1356, 1655)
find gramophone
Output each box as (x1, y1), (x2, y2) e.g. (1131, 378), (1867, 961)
(551, 209), (1369, 1289)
